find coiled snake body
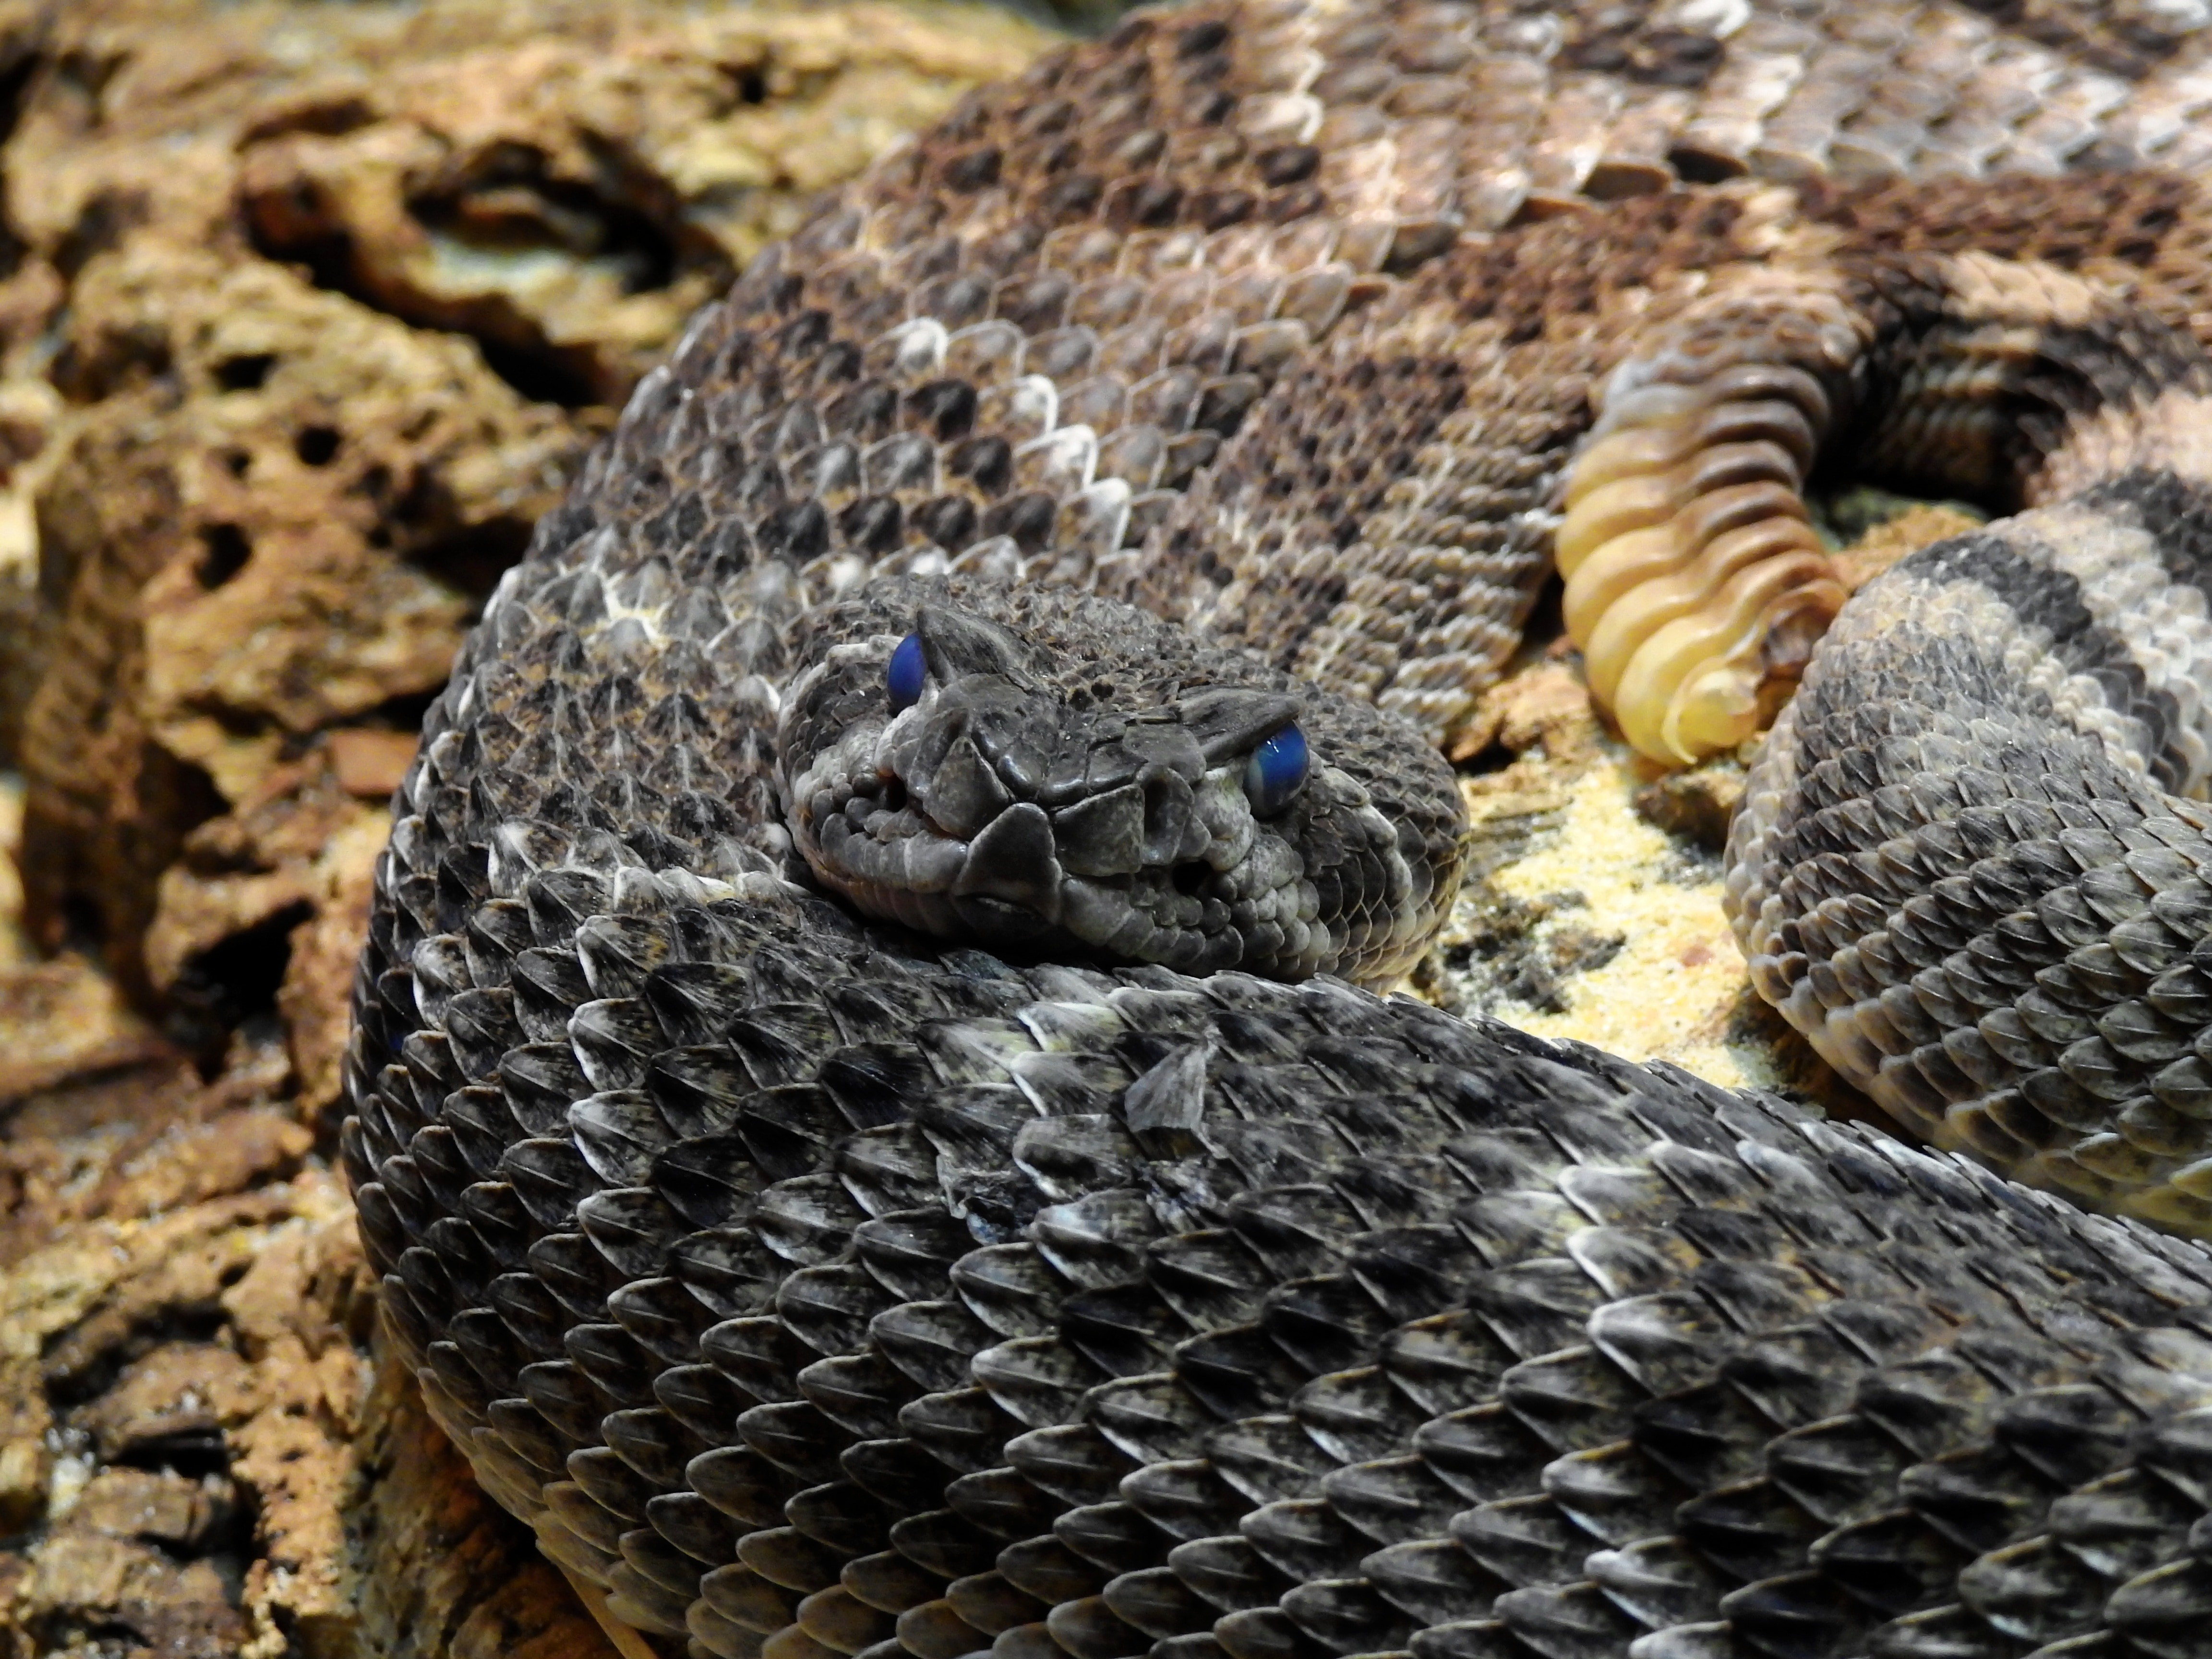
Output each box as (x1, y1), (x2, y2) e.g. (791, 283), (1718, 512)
(344, 3), (2212, 1652)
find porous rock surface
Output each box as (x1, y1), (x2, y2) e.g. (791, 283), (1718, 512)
(3, 0), (1046, 1114)
(0, 1031), (625, 1659)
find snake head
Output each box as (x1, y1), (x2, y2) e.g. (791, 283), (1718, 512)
(778, 587), (1456, 984)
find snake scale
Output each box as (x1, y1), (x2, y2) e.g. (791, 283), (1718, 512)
(342, 1), (2212, 1653)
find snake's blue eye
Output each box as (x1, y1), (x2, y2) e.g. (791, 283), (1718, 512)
(1243, 723), (1308, 817)
(887, 633), (926, 712)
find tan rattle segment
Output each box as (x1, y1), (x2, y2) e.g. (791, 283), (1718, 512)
(1560, 282), (1865, 764)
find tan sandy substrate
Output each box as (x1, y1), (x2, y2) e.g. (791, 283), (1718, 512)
(1474, 749), (1780, 1091)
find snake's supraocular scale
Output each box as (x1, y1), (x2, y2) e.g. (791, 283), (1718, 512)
(343, 0), (2212, 1653)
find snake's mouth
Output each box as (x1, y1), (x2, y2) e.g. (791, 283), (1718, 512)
(780, 606), (1339, 976)
(794, 753), (1319, 972)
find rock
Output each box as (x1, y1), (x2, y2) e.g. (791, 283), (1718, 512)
(60, 1466), (233, 1551)
(86, 1108), (313, 1236)
(233, 2), (1045, 404)
(140, 751), (392, 1081)
(1440, 726), (1825, 1092)
(0, 956), (169, 1105)
(1633, 757), (1746, 852)
(18, 1532), (250, 1657)
(0, 773), (175, 1109)
(0, 376), (57, 769)
(22, 229), (573, 1009)
(326, 729), (419, 800)
(1445, 648), (1598, 767)
(0, 1066), (607, 1657)
(0, 1429), (42, 1536)
(218, 1199), (381, 1654)
(1814, 486), (1986, 588)
(277, 792), (393, 1130)
(76, 1342), (250, 1467)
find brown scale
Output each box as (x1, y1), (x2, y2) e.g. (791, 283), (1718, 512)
(1100, 188), (1784, 749)
(1120, 349), (1471, 672)
(1809, 168), (2212, 344)
(688, 0), (2212, 757)
(864, 3), (1319, 252)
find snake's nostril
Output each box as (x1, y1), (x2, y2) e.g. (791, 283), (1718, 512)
(881, 777), (907, 814)
(1171, 861), (1210, 897)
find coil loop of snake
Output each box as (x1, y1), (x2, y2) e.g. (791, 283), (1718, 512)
(346, 2), (2212, 1654)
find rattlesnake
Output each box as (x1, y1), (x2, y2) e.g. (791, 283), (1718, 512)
(344, 2), (2212, 1653)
